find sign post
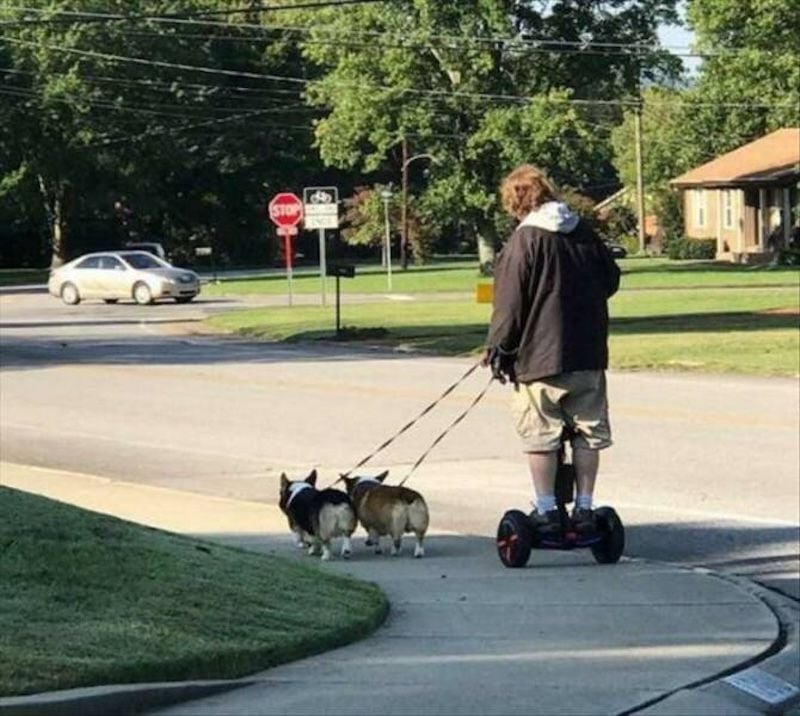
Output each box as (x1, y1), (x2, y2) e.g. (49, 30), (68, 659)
(268, 192), (304, 306)
(329, 263), (355, 335)
(303, 187), (339, 306)
(276, 225), (299, 304)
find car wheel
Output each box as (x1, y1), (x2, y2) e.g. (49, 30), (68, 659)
(174, 296), (194, 304)
(61, 283), (80, 305)
(103, 299), (119, 304)
(133, 282), (153, 305)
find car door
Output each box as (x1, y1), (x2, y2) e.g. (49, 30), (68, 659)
(71, 255), (102, 297)
(98, 255), (131, 298)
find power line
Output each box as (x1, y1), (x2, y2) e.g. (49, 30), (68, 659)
(0, 0), (386, 27)
(3, 36), (794, 111)
(0, 67), (307, 100)
(86, 108), (316, 148)
(0, 85), (318, 122)
(1, 5), (791, 58)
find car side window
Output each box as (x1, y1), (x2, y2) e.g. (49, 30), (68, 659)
(75, 256), (101, 269)
(103, 256), (126, 271)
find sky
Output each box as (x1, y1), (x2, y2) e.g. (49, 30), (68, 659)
(657, 9), (701, 75)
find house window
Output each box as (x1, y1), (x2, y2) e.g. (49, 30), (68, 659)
(723, 190), (734, 229)
(693, 189), (706, 227)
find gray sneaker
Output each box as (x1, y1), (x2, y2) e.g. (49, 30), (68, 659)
(529, 509), (561, 535)
(570, 507), (596, 533)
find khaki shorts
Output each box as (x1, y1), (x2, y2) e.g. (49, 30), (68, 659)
(510, 370), (612, 452)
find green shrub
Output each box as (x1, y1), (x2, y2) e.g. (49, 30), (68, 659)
(778, 248), (800, 266)
(667, 237), (716, 260)
(617, 233), (641, 255)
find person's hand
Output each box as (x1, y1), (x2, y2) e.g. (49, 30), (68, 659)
(480, 347), (492, 367)
(484, 346), (517, 385)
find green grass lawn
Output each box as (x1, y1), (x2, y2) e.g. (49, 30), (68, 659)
(0, 487), (388, 697)
(201, 258), (799, 297)
(207, 284), (799, 376)
(0, 268), (49, 287)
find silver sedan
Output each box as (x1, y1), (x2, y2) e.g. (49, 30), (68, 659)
(48, 251), (201, 305)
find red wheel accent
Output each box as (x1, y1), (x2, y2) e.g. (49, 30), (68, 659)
(496, 510), (532, 568)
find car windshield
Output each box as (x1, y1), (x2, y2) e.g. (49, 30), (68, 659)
(119, 252), (168, 269)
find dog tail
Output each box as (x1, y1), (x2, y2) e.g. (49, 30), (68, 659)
(318, 502), (357, 540)
(405, 496), (429, 536)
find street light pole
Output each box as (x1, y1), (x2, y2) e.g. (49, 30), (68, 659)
(401, 137), (409, 270)
(380, 187), (393, 291)
(400, 149), (437, 270)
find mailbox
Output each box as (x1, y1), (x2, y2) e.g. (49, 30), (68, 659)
(329, 264), (355, 278)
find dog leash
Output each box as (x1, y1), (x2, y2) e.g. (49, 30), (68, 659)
(333, 360), (484, 484)
(397, 374), (495, 486)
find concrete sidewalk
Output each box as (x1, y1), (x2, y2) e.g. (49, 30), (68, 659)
(2, 463), (798, 716)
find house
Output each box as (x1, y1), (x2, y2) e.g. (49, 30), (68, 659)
(670, 128), (800, 262)
(593, 187), (664, 252)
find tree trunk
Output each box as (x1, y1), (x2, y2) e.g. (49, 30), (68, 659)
(37, 174), (66, 267)
(475, 223), (497, 276)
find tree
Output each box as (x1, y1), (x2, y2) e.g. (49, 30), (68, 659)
(611, 2), (800, 247)
(684, 0), (800, 158)
(0, 0), (324, 266)
(297, 0), (680, 272)
(611, 86), (696, 240)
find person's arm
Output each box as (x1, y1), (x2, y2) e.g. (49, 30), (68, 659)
(486, 231), (533, 353)
(597, 238), (621, 298)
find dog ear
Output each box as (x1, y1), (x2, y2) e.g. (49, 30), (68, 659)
(280, 473), (289, 489)
(375, 470), (389, 483)
(340, 475), (354, 490)
(306, 469), (318, 486)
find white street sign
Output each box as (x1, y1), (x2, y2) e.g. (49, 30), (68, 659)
(303, 186), (339, 229)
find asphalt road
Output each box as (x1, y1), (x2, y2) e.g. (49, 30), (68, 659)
(1, 290), (798, 603)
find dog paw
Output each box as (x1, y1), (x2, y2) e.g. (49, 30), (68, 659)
(414, 546), (425, 558)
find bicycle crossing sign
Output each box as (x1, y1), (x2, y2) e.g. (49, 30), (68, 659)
(303, 186), (339, 230)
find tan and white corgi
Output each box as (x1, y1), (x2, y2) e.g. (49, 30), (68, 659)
(279, 469), (356, 561)
(341, 471), (429, 558)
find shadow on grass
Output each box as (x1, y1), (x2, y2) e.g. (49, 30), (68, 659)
(611, 310), (799, 335)
(281, 309), (799, 352)
(213, 262), (480, 286)
(620, 261), (789, 275)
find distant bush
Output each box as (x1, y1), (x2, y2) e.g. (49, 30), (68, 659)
(667, 237), (716, 260)
(617, 233), (641, 256)
(778, 248), (800, 266)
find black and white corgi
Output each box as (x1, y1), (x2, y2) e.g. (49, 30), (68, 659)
(278, 469), (356, 561)
(341, 470), (429, 558)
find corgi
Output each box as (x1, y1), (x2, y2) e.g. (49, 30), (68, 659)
(279, 469), (356, 561)
(341, 471), (429, 558)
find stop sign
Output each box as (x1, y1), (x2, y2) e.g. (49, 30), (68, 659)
(268, 192), (304, 228)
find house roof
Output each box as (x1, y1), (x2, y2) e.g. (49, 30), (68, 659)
(670, 128), (800, 188)
(594, 187), (630, 212)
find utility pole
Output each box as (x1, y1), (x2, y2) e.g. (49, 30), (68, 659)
(634, 103), (647, 254)
(401, 136), (409, 270)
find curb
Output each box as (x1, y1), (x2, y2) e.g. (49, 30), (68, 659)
(0, 679), (255, 716)
(625, 564), (800, 715)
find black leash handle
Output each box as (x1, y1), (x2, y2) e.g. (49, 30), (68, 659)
(335, 361), (482, 483)
(398, 374), (495, 487)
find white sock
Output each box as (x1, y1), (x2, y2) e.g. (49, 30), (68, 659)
(576, 493), (593, 510)
(536, 494), (556, 513)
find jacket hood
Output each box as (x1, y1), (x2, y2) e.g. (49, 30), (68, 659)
(518, 201), (579, 233)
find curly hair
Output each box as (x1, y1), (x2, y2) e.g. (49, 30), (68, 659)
(500, 165), (558, 220)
